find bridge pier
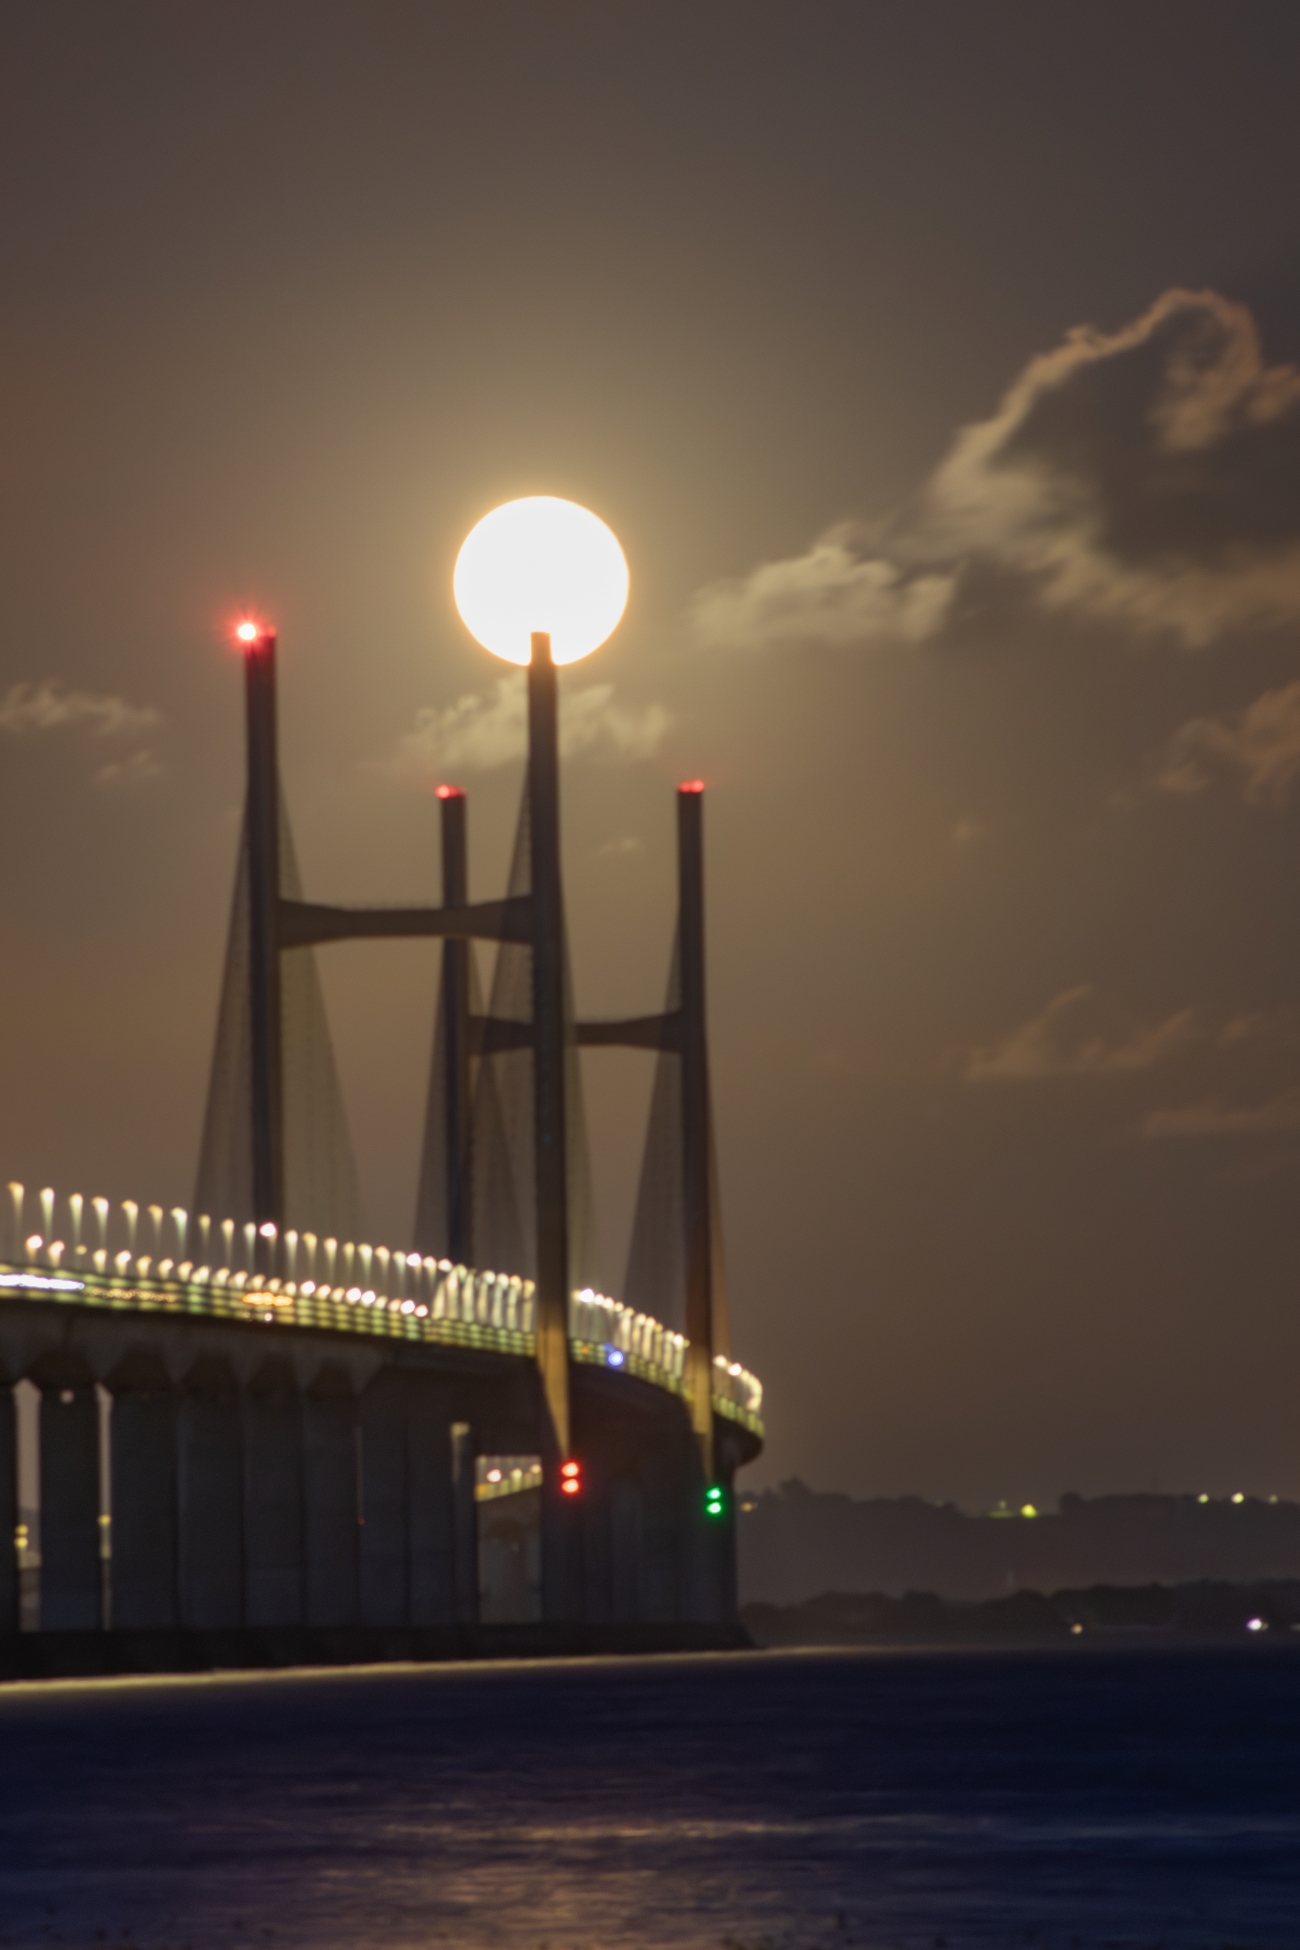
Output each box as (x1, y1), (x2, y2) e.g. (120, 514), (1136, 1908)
(0, 1295), (757, 1652)
(641, 1426), (690, 1623)
(588, 1428), (733, 1626)
(409, 1386), (457, 1626)
(359, 1373), (473, 1628)
(109, 1359), (179, 1629)
(178, 1359), (243, 1629)
(451, 1420), (478, 1624)
(359, 1369), (408, 1626)
(303, 1367), (359, 1627)
(0, 1378), (16, 1632)
(713, 1421), (744, 1625)
(38, 1376), (101, 1631)
(244, 1360), (305, 1627)
(608, 1476), (645, 1623)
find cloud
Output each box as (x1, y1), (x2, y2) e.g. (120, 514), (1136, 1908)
(1156, 680), (1300, 805)
(694, 289), (1300, 651)
(1219, 1009), (1300, 1046)
(964, 986), (1198, 1083)
(0, 681), (161, 740)
(690, 529), (956, 650)
(392, 675), (670, 782)
(1141, 1087), (1300, 1140)
(94, 749), (163, 790)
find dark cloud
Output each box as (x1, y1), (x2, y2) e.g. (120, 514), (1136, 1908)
(696, 290), (1300, 650)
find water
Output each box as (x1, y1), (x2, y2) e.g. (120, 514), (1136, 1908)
(0, 1644), (1297, 1948)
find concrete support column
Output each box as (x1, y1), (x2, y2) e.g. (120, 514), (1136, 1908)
(609, 1476), (645, 1623)
(39, 1384), (101, 1631)
(408, 1381), (456, 1625)
(638, 1436), (684, 1624)
(359, 1370), (408, 1625)
(178, 1361), (243, 1629)
(580, 1460), (614, 1625)
(713, 1423), (742, 1625)
(450, 1420), (478, 1625)
(680, 1428), (721, 1624)
(680, 1420), (739, 1625)
(244, 1362), (304, 1628)
(303, 1368), (359, 1627)
(110, 1377), (179, 1629)
(0, 1382), (16, 1632)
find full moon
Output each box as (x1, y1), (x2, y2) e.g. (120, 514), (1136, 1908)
(453, 496), (629, 666)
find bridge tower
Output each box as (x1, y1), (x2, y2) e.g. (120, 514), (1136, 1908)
(194, 506), (744, 1630)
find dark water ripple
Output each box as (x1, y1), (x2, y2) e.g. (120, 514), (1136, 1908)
(0, 1644), (1296, 1948)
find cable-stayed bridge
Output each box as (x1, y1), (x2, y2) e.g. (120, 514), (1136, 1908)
(0, 621), (763, 1665)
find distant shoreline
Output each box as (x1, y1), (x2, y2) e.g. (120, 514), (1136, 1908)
(743, 1578), (1300, 1647)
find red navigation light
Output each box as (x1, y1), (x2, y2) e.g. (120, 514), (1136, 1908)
(435, 784), (465, 801)
(679, 779), (705, 794)
(560, 1458), (582, 1497)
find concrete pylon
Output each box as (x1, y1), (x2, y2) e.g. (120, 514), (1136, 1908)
(528, 632), (582, 1621)
(244, 627), (285, 1246)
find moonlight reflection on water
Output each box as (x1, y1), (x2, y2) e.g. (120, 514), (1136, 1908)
(0, 1646), (1297, 1948)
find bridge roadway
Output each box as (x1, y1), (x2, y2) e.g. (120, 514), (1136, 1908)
(0, 1256), (763, 1654)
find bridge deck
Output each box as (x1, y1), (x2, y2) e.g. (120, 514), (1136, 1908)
(0, 1261), (764, 1440)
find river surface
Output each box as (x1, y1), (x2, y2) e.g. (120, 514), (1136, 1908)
(0, 1644), (1296, 1949)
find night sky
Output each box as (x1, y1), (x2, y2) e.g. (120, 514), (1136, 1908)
(6, 1), (1300, 1508)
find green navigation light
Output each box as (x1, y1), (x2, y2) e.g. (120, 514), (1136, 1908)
(704, 1484), (726, 1519)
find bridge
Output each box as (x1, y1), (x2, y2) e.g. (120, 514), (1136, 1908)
(0, 1194), (761, 1649)
(0, 594), (765, 1665)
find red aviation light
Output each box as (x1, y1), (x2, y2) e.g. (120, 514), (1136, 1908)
(234, 618), (274, 652)
(435, 784), (465, 801)
(679, 779), (705, 794)
(560, 1458), (582, 1497)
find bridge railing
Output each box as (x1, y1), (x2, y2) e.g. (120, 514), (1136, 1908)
(711, 1353), (764, 1421)
(569, 1286), (687, 1380)
(1, 1183), (763, 1426)
(562, 1287), (762, 1420)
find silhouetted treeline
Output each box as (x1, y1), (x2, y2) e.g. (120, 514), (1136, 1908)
(739, 1480), (1300, 1604)
(742, 1580), (1300, 1647)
